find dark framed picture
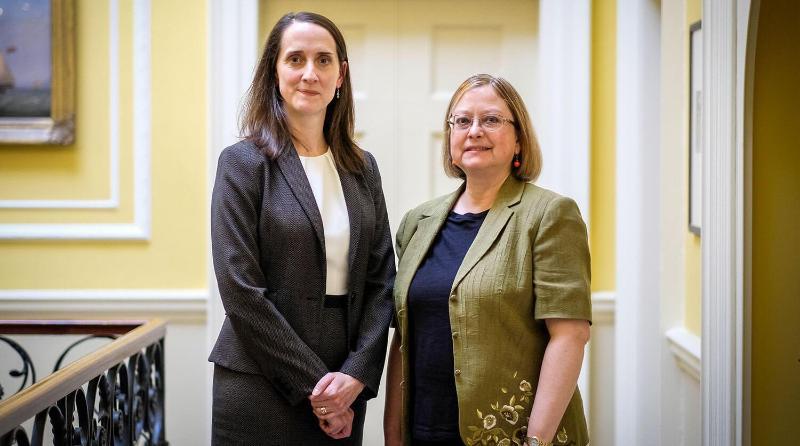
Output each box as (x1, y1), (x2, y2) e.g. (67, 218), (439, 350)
(0, 0), (75, 145)
(689, 20), (702, 234)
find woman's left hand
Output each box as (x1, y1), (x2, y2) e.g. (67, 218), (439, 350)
(318, 407), (354, 439)
(309, 372), (365, 415)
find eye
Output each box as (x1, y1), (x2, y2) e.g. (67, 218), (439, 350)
(482, 115), (502, 126)
(287, 55), (303, 65)
(318, 55), (332, 65)
(454, 115), (472, 127)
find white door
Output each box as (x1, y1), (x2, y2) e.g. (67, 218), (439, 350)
(263, 0), (539, 232)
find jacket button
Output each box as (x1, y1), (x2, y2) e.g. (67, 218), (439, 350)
(454, 369), (462, 376)
(449, 294), (457, 302)
(452, 331), (459, 339)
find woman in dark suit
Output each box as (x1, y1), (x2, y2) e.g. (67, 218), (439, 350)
(209, 11), (395, 445)
(384, 75), (591, 446)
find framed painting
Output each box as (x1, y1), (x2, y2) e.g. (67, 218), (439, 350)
(688, 20), (702, 234)
(0, 0), (75, 145)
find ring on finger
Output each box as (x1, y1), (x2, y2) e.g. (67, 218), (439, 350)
(319, 406), (327, 415)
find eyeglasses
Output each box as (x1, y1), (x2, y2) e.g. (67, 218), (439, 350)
(447, 114), (515, 132)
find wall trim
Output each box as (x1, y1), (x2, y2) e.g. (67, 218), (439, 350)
(703, 0), (751, 444)
(537, 0), (591, 221)
(591, 290), (616, 323)
(615, 1), (663, 444)
(0, 289), (207, 322)
(666, 326), (702, 382)
(0, 0), (151, 240)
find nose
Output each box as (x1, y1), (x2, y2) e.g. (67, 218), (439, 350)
(301, 61), (319, 83)
(467, 118), (484, 138)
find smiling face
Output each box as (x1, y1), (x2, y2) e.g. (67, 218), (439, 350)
(276, 21), (346, 121)
(449, 85), (519, 181)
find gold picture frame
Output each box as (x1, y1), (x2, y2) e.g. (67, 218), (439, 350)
(0, 0), (75, 145)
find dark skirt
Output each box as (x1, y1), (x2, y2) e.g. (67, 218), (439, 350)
(212, 299), (365, 445)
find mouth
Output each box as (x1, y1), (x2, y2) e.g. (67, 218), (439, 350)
(298, 89), (321, 96)
(464, 146), (491, 152)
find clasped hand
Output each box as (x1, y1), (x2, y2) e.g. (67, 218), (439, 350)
(309, 372), (365, 439)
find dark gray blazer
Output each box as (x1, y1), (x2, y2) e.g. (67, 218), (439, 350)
(208, 140), (395, 406)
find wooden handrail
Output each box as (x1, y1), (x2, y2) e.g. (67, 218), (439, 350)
(0, 319), (146, 335)
(0, 318), (166, 435)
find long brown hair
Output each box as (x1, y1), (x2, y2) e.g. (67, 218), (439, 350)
(442, 74), (542, 182)
(240, 11), (365, 173)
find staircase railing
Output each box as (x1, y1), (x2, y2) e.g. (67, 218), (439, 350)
(0, 319), (167, 445)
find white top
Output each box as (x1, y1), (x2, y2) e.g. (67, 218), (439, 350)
(298, 149), (351, 295)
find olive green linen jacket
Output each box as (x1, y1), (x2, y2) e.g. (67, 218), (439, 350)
(393, 176), (591, 446)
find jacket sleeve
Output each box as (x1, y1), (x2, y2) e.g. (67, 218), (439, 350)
(531, 195), (592, 322)
(211, 145), (329, 405)
(338, 151), (396, 400)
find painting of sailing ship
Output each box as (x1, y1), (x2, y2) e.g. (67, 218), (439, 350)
(0, 0), (53, 117)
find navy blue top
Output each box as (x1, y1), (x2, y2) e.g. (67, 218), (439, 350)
(408, 209), (488, 441)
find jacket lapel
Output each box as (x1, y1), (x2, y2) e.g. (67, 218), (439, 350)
(337, 168), (362, 276)
(394, 187), (462, 310)
(276, 145), (325, 248)
(450, 177), (525, 292)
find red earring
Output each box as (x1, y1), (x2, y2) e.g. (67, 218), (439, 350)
(512, 154), (521, 168)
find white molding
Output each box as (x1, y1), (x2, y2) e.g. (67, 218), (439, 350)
(591, 290), (616, 323)
(537, 0), (591, 221)
(615, 1), (663, 445)
(0, 289), (208, 322)
(132, 0), (152, 239)
(702, 0), (751, 445)
(666, 326), (702, 382)
(0, 0), (151, 240)
(0, 0), (121, 211)
(0, 198), (119, 209)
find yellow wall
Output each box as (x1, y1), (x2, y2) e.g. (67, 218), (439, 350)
(684, 0), (702, 335)
(0, 0), (208, 289)
(590, 0), (616, 292)
(750, 0), (800, 440)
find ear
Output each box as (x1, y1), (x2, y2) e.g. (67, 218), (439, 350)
(337, 61), (348, 88)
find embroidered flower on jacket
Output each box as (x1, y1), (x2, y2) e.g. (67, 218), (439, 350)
(483, 414), (497, 429)
(500, 405), (519, 425)
(466, 371), (536, 445)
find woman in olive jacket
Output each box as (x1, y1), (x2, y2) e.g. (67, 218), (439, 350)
(384, 75), (591, 446)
